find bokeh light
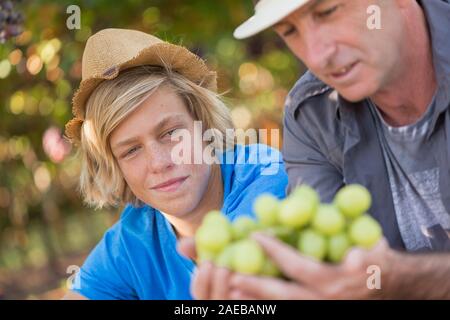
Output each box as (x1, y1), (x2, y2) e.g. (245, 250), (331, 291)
(26, 54), (43, 75)
(0, 59), (12, 79)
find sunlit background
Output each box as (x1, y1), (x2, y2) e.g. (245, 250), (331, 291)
(0, 0), (305, 299)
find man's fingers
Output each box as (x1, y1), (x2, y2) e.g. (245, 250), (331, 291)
(373, 237), (390, 252)
(177, 237), (197, 260)
(229, 289), (257, 300)
(251, 232), (334, 285)
(210, 267), (232, 300)
(191, 262), (213, 300)
(230, 273), (321, 300)
(343, 237), (390, 272)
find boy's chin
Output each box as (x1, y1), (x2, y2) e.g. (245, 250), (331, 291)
(157, 201), (199, 217)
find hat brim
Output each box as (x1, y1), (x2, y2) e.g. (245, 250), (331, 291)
(67, 42), (217, 144)
(234, 0), (310, 39)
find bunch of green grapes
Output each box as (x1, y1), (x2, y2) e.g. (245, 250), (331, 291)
(195, 184), (382, 276)
(0, 1), (24, 43)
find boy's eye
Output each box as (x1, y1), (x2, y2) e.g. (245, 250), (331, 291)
(167, 129), (177, 136)
(123, 146), (140, 158)
(164, 128), (179, 139)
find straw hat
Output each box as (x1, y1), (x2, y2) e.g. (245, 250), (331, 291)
(65, 28), (217, 145)
(234, 0), (310, 39)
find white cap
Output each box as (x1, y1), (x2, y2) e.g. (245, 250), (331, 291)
(234, 0), (311, 39)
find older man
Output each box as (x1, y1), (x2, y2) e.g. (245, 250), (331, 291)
(180, 0), (450, 299)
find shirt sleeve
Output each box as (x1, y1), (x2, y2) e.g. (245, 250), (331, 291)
(283, 103), (344, 203)
(71, 224), (137, 300)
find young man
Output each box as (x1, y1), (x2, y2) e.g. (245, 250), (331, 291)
(62, 28), (287, 299)
(182, 0), (450, 299)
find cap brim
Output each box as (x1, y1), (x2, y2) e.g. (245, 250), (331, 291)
(233, 0), (310, 39)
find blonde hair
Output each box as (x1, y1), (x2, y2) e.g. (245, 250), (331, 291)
(79, 65), (235, 209)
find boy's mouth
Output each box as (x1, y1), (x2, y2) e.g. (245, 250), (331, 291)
(151, 176), (189, 192)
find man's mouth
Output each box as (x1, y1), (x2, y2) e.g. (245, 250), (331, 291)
(329, 61), (359, 80)
(150, 176), (189, 192)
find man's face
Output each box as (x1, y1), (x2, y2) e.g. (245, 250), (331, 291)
(274, 0), (406, 102)
(110, 85), (211, 218)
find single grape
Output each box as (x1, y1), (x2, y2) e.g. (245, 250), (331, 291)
(232, 216), (258, 240)
(334, 184), (372, 219)
(279, 196), (316, 228)
(266, 225), (298, 246)
(312, 204), (345, 236)
(291, 185), (320, 210)
(232, 239), (265, 275)
(253, 194), (280, 227)
(328, 233), (351, 263)
(202, 210), (229, 227)
(260, 258), (281, 277)
(215, 244), (235, 269)
(349, 215), (382, 249)
(195, 222), (232, 254)
(297, 229), (327, 261)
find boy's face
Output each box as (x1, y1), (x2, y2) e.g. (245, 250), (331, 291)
(274, 0), (407, 102)
(110, 85), (211, 218)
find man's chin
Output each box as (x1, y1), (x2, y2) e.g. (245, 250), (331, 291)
(336, 85), (376, 103)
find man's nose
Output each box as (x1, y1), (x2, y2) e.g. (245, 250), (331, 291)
(302, 25), (336, 72)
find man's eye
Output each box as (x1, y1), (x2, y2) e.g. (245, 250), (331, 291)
(283, 26), (297, 37)
(316, 5), (339, 18)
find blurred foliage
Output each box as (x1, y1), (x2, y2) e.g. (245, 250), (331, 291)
(0, 0), (304, 298)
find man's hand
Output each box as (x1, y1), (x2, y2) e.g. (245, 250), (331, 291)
(177, 237), (236, 299)
(178, 233), (395, 300)
(227, 233), (396, 299)
(178, 232), (450, 299)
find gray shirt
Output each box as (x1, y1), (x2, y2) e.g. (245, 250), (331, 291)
(370, 97), (450, 252)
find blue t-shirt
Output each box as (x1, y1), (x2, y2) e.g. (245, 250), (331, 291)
(72, 144), (288, 299)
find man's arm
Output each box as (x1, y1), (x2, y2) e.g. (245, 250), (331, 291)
(283, 101), (343, 202)
(389, 252), (450, 299)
